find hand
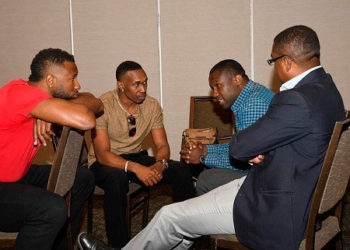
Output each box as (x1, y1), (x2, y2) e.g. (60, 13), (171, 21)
(249, 154), (265, 165)
(33, 119), (55, 147)
(149, 161), (165, 178)
(133, 164), (162, 187)
(180, 141), (205, 164)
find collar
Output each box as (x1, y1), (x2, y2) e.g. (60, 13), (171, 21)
(279, 65), (322, 92)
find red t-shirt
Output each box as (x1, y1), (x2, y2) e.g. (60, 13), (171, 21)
(0, 79), (51, 182)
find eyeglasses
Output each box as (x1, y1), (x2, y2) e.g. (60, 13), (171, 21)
(267, 55), (287, 66)
(127, 115), (136, 137)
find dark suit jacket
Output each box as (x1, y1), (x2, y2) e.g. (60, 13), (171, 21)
(229, 68), (345, 250)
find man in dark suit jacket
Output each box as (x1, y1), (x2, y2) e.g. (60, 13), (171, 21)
(230, 25), (345, 249)
(78, 25), (345, 250)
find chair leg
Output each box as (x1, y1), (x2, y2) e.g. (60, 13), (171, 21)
(126, 195), (132, 239)
(209, 236), (218, 250)
(336, 235), (342, 250)
(142, 189), (150, 228)
(87, 195), (93, 234)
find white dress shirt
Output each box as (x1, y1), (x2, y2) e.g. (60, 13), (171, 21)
(279, 65), (322, 92)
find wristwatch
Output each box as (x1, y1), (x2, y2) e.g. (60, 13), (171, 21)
(200, 154), (206, 165)
(156, 159), (169, 170)
(199, 146), (208, 165)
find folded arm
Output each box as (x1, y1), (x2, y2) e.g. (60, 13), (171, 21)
(31, 92), (103, 146)
(31, 92), (103, 130)
(230, 91), (312, 161)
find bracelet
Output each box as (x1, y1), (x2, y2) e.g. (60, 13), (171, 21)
(124, 161), (130, 172)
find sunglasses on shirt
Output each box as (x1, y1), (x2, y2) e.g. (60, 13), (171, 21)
(127, 115), (136, 137)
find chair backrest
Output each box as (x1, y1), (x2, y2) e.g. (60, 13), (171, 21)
(0, 126), (85, 247)
(302, 118), (350, 249)
(47, 126), (85, 196)
(189, 96), (234, 139)
(319, 129), (350, 214)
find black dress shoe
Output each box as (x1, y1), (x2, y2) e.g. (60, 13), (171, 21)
(78, 232), (118, 250)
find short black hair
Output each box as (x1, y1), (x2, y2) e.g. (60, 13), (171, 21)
(209, 59), (248, 80)
(28, 48), (75, 81)
(273, 25), (320, 61)
(116, 61), (143, 81)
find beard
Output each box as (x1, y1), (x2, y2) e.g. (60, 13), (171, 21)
(52, 91), (74, 99)
(52, 86), (78, 100)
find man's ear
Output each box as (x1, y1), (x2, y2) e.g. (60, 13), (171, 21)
(117, 81), (125, 92)
(283, 57), (293, 72)
(46, 74), (55, 88)
(234, 74), (244, 85)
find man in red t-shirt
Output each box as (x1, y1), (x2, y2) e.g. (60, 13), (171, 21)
(0, 48), (103, 250)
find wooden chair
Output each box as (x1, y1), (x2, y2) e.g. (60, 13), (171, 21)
(340, 110), (350, 247)
(184, 96), (235, 178)
(189, 96), (235, 144)
(210, 117), (350, 250)
(0, 126), (85, 250)
(83, 142), (150, 239)
(87, 183), (150, 238)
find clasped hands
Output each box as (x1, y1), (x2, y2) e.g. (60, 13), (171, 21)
(133, 162), (165, 187)
(180, 141), (205, 164)
(180, 141), (265, 165)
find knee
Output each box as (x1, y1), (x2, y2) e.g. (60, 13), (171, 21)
(41, 195), (67, 228)
(154, 203), (185, 233)
(104, 171), (129, 194)
(157, 204), (177, 223)
(75, 167), (95, 194)
(168, 161), (192, 178)
(195, 180), (205, 196)
(195, 173), (209, 196)
(156, 206), (171, 228)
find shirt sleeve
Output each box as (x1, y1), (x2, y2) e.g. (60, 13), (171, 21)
(236, 97), (271, 131)
(205, 143), (234, 169)
(10, 84), (51, 118)
(151, 100), (164, 129)
(205, 97), (271, 169)
(95, 99), (108, 130)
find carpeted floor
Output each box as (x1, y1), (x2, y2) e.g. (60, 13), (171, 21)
(81, 184), (173, 244)
(0, 184), (207, 250)
(5, 183), (350, 250)
(79, 184), (210, 250)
